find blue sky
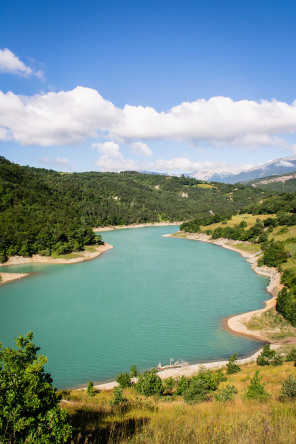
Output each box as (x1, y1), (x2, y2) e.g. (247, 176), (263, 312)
(1, 0), (296, 177)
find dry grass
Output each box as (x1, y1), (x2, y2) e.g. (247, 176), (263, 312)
(60, 363), (296, 443)
(201, 214), (276, 231)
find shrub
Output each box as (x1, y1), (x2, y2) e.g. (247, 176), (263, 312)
(176, 376), (190, 395)
(258, 241), (288, 268)
(272, 353), (284, 366)
(286, 347), (296, 362)
(109, 386), (127, 406)
(182, 368), (225, 404)
(135, 369), (164, 397)
(215, 385), (238, 402)
(116, 372), (132, 388)
(0, 254), (7, 264)
(280, 376), (296, 400)
(86, 381), (95, 396)
(162, 377), (176, 395)
(130, 364), (138, 378)
(244, 371), (270, 401)
(256, 344), (276, 366)
(226, 354), (241, 374)
(183, 377), (212, 404)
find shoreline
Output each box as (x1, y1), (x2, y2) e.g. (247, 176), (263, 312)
(0, 243), (113, 285)
(93, 221), (183, 232)
(78, 344), (280, 392)
(169, 232), (282, 343)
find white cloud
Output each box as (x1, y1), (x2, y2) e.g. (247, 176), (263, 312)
(40, 157), (73, 170)
(146, 157), (249, 176)
(0, 87), (118, 145)
(92, 141), (122, 158)
(0, 48), (43, 78)
(130, 141), (152, 156)
(92, 141), (138, 172)
(1, 87), (296, 150)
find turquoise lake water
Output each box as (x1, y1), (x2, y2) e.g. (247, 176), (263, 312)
(0, 226), (269, 389)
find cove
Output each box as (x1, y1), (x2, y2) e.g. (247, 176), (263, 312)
(0, 226), (269, 389)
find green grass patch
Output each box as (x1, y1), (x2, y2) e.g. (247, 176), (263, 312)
(51, 252), (83, 260)
(226, 242), (261, 254)
(244, 308), (296, 340)
(195, 183), (216, 189)
(84, 245), (97, 253)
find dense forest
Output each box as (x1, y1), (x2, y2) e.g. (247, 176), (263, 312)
(0, 156), (269, 261)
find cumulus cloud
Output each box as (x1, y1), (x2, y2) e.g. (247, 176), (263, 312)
(0, 48), (43, 78)
(1, 86), (296, 150)
(130, 141), (152, 156)
(92, 141), (138, 172)
(40, 157), (73, 169)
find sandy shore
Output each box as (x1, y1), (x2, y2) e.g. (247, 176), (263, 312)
(82, 344), (279, 391)
(93, 222), (183, 232)
(0, 272), (29, 285)
(0, 243), (113, 285)
(169, 232), (283, 343)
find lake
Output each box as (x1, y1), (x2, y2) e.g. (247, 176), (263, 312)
(0, 226), (269, 388)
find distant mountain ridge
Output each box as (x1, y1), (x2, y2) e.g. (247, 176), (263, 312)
(190, 156), (296, 184)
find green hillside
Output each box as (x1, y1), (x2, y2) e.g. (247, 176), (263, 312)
(0, 156), (269, 260)
(245, 173), (296, 193)
(180, 193), (296, 328)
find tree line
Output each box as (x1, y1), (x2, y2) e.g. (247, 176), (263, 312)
(0, 156), (268, 261)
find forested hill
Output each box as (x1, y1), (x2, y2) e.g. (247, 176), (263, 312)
(0, 156), (270, 260)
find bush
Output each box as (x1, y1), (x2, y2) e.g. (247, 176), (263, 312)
(109, 386), (127, 406)
(86, 381), (95, 396)
(135, 369), (163, 397)
(286, 347), (296, 362)
(280, 376), (296, 400)
(244, 371), (270, 401)
(258, 241), (288, 268)
(176, 376), (190, 395)
(183, 377), (212, 404)
(215, 385), (238, 402)
(256, 344), (276, 366)
(162, 377), (176, 395)
(272, 353), (284, 366)
(226, 354), (241, 374)
(182, 368), (225, 404)
(116, 372), (132, 388)
(0, 332), (72, 443)
(0, 254), (7, 264)
(130, 364), (138, 378)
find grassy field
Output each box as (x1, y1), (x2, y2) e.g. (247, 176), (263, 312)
(60, 361), (296, 443)
(225, 242), (261, 255)
(200, 214), (276, 231)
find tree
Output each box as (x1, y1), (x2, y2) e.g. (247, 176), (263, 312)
(135, 369), (163, 396)
(244, 371), (270, 401)
(116, 372), (131, 388)
(280, 376), (296, 400)
(256, 344), (276, 366)
(86, 381), (95, 396)
(226, 354), (241, 374)
(0, 332), (72, 443)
